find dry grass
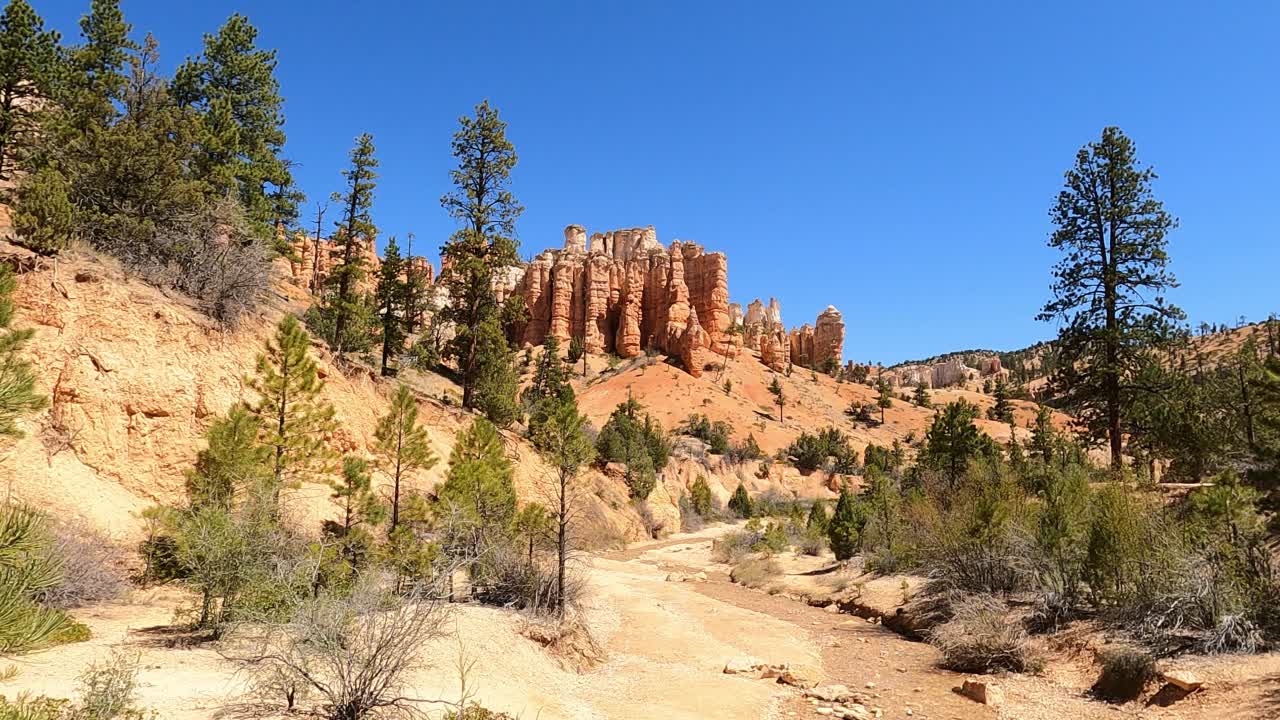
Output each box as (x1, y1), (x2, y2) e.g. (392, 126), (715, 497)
(730, 557), (782, 591)
(929, 594), (1044, 674)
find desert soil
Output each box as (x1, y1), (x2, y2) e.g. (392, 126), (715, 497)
(7, 526), (1280, 720)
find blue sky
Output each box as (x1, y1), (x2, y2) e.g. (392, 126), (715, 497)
(40, 1), (1279, 364)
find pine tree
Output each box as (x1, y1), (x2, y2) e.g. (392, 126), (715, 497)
(12, 165), (74, 254)
(63, 0), (134, 132)
(325, 456), (385, 573)
(436, 417), (517, 560)
(876, 376), (893, 424)
(185, 406), (270, 511)
(690, 476), (713, 517)
(727, 482), (753, 518)
(373, 384), (438, 534)
(1030, 404), (1058, 465)
(376, 235), (406, 376)
(173, 13), (292, 237)
(533, 393), (594, 616)
(0, 266), (47, 438)
(987, 378), (1013, 423)
(913, 381), (930, 408)
(768, 376), (785, 422)
(0, 0), (59, 180)
(921, 399), (992, 491)
(245, 315), (338, 510)
(1039, 127), (1183, 471)
(827, 486), (862, 561)
(524, 337), (572, 445)
(472, 314), (520, 427)
(402, 232), (425, 333)
(439, 100), (522, 409)
(805, 500), (828, 533)
(327, 133), (378, 355)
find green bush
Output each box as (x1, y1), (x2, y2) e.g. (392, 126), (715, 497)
(13, 166), (75, 254)
(727, 483), (753, 518)
(679, 414), (732, 454)
(690, 477), (713, 518)
(827, 487), (864, 561)
(596, 399), (670, 499)
(754, 521), (788, 554)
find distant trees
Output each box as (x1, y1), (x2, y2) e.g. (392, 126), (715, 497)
(595, 397), (670, 500)
(912, 381), (931, 408)
(1039, 127), (1183, 471)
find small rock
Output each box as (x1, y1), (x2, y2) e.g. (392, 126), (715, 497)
(779, 664), (822, 689)
(865, 681), (876, 689)
(905, 709), (912, 717)
(816, 708), (833, 717)
(825, 603), (841, 613)
(806, 685), (852, 703)
(842, 704), (870, 720)
(959, 679), (1004, 706)
(1161, 670), (1203, 692)
(723, 656), (765, 676)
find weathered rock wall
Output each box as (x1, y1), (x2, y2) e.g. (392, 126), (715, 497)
(513, 225), (733, 373)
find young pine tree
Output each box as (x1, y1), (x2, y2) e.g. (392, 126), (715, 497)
(987, 378), (1013, 423)
(1039, 127), (1183, 471)
(913, 381), (931, 408)
(768, 376), (785, 422)
(827, 486), (862, 561)
(376, 235), (407, 376)
(246, 315), (338, 511)
(327, 133), (378, 355)
(533, 393), (595, 615)
(472, 314), (520, 427)
(439, 100), (522, 409)
(185, 406), (270, 512)
(0, 267), (47, 438)
(325, 456), (385, 573)
(727, 482), (753, 519)
(435, 417), (517, 561)
(876, 377), (893, 424)
(374, 384), (438, 534)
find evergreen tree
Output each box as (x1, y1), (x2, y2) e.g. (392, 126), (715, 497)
(595, 397), (669, 499)
(472, 314), (520, 427)
(373, 384), (438, 534)
(524, 337), (572, 445)
(12, 165), (73, 253)
(436, 417), (517, 560)
(768, 376), (785, 422)
(376, 235), (406, 376)
(402, 232), (425, 332)
(245, 315), (338, 510)
(805, 500), (828, 533)
(876, 376), (893, 424)
(827, 486), (862, 561)
(533, 393), (595, 616)
(863, 466), (900, 555)
(327, 133), (378, 355)
(439, 100), (522, 409)
(63, 0), (133, 132)
(987, 378), (1013, 423)
(1031, 405), (1059, 464)
(185, 406), (269, 512)
(0, 266), (47, 438)
(173, 13), (292, 237)
(921, 399), (993, 491)
(1039, 127), (1183, 470)
(0, 504), (70, 651)
(912, 381), (930, 408)
(324, 456), (385, 573)
(0, 0), (59, 180)
(690, 476), (713, 518)
(727, 482), (753, 518)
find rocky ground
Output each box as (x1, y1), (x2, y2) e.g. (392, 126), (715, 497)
(9, 525), (1280, 719)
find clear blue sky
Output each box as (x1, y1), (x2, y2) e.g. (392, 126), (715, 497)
(40, 1), (1279, 364)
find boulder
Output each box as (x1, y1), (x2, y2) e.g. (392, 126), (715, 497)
(1161, 670), (1203, 692)
(776, 664), (821, 689)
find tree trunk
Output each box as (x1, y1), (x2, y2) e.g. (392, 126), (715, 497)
(557, 470), (568, 618)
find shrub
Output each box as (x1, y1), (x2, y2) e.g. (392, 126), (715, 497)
(38, 520), (128, 610)
(730, 557), (781, 590)
(446, 706), (517, 720)
(711, 527), (763, 564)
(679, 414), (731, 455)
(827, 487), (863, 561)
(754, 522), (788, 554)
(13, 166), (75, 254)
(797, 530), (826, 557)
(727, 434), (764, 463)
(727, 483), (753, 518)
(930, 594), (1044, 674)
(0, 695), (67, 720)
(72, 650), (151, 720)
(595, 399), (669, 499)
(689, 477), (713, 518)
(677, 495), (704, 533)
(0, 505), (72, 653)
(1090, 646), (1157, 703)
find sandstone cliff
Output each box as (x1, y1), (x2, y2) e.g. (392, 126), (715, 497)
(511, 225), (735, 374)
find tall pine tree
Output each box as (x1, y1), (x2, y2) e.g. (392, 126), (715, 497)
(376, 235), (406, 376)
(173, 13), (293, 238)
(1039, 127), (1183, 471)
(328, 133), (378, 355)
(439, 100), (522, 410)
(0, 0), (60, 179)
(0, 266), (46, 438)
